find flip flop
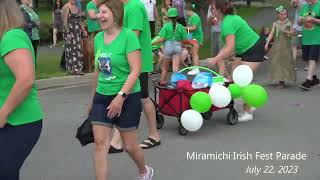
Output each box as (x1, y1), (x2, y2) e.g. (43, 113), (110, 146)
(108, 145), (123, 154)
(140, 137), (161, 149)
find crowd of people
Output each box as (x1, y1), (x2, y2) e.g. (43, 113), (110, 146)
(0, 0), (320, 179)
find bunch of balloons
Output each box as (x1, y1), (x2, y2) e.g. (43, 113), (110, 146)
(180, 65), (268, 132)
(228, 65), (268, 108)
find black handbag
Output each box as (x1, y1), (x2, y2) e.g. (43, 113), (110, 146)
(75, 117), (94, 146)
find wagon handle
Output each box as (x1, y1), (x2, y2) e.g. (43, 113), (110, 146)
(179, 66), (225, 84)
(179, 66), (219, 76)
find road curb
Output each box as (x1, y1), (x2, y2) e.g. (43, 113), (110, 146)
(36, 73), (93, 90)
(35, 60), (212, 90)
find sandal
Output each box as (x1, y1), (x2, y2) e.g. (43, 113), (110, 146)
(108, 145), (123, 154)
(140, 137), (161, 149)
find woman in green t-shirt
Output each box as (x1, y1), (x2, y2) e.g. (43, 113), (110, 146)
(0, 0), (43, 178)
(208, 0), (265, 122)
(86, 0), (153, 179)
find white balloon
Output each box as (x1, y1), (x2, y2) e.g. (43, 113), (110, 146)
(181, 110), (203, 132)
(232, 65), (253, 87)
(209, 84), (232, 108)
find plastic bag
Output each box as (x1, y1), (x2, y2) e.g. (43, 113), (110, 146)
(171, 72), (187, 87)
(75, 117), (94, 146)
(192, 72), (213, 89)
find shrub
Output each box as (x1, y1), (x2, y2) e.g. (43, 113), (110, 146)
(39, 21), (52, 45)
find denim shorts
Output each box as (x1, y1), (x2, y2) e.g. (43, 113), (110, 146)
(163, 40), (182, 58)
(90, 92), (142, 131)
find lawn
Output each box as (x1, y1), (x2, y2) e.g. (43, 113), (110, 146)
(37, 7), (52, 25)
(36, 49), (68, 79)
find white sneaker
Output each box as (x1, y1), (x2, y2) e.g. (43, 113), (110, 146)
(137, 165), (154, 180)
(250, 107), (256, 113)
(187, 68), (200, 76)
(238, 112), (253, 122)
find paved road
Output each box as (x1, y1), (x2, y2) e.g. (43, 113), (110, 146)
(21, 61), (320, 180)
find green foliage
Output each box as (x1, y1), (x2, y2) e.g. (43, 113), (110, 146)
(39, 21), (52, 45)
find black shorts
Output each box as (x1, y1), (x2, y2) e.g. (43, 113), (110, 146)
(302, 45), (320, 61)
(90, 92), (142, 131)
(139, 72), (149, 98)
(236, 37), (265, 62)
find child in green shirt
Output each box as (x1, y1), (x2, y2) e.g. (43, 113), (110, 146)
(185, 2), (204, 76)
(152, 7), (189, 84)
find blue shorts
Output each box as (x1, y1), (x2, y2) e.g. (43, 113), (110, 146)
(163, 40), (182, 58)
(90, 92), (142, 131)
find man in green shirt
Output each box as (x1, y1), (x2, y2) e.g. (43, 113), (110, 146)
(108, 0), (161, 152)
(298, 0), (320, 90)
(86, 0), (101, 72)
(86, 0), (101, 34)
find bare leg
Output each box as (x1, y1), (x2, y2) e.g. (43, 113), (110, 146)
(141, 97), (160, 143)
(180, 48), (189, 67)
(92, 125), (112, 180)
(160, 58), (170, 83)
(51, 28), (58, 47)
(110, 129), (122, 149)
(191, 43), (200, 66)
(121, 130), (147, 175)
(156, 51), (164, 71)
(307, 60), (317, 80)
(172, 54), (181, 72)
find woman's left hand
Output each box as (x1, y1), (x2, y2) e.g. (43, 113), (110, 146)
(106, 95), (125, 119)
(0, 111), (8, 128)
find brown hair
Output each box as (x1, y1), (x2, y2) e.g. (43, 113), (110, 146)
(97, 0), (124, 26)
(185, 2), (195, 11)
(213, 0), (235, 15)
(0, 0), (24, 38)
(162, 0), (171, 10)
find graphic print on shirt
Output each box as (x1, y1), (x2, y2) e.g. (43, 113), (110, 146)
(97, 51), (116, 80)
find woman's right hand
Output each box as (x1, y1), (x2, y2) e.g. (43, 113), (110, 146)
(264, 44), (269, 51)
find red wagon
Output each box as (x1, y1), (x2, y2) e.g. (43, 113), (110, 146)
(153, 67), (239, 135)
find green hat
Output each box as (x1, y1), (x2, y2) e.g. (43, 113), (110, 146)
(168, 8), (179, 18)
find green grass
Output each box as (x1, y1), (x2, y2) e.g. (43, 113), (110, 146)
(36, 52), (68, 79)
(236, 6), (264, 21)
(36, 7), (52, 25)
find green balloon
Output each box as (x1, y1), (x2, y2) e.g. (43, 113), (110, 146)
(228, 84), (242, 99)
(242, 84), (268, 108)
(190, 92), (212, 113)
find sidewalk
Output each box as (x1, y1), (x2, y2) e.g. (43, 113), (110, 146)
(36, 73), (93, 90)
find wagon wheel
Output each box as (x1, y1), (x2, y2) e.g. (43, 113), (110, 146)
(227, 108), (239, 125)
(202, 110), (212, 120)
(156, 113), (165, 129)
(178, 119), (188, 136)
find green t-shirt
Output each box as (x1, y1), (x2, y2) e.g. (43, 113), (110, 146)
(299, 1), (320, 45)
(158, 22), (188, 41)
(94, 28), (141, 95)
(0, 29), (43, 126)
(221, 15), (259, 55)
(187, 13), (203, 44)
(124, 0), (153, 73)
(86, 1), (101, 33)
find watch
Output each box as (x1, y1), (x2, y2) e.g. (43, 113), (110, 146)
(118, 91), (127, 98)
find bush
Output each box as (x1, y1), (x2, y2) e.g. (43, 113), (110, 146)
(39, 21), (52, 45)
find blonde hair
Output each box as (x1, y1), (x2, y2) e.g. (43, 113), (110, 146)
(0, 0), (25, 38)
